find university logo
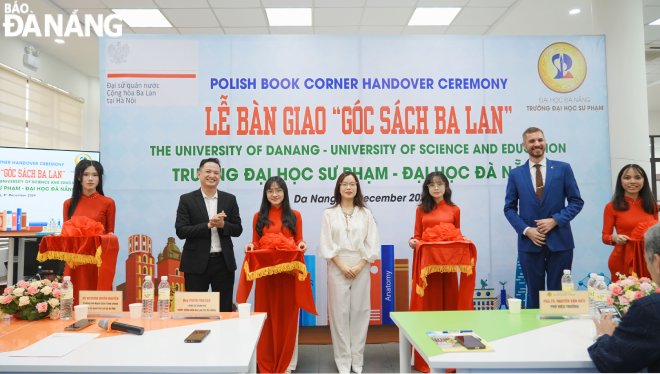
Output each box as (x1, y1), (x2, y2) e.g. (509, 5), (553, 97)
(74, 153), (92, 164)
(538, 42), (587, 93)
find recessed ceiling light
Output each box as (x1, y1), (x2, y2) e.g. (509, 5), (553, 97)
(408, 8), (461, 26)
(651, 18), (660, 25)
(112, 9), (172, 27)
(569, 9), (581, 15)
(54, 39), (64, 44)
(265, 8), (312, 27)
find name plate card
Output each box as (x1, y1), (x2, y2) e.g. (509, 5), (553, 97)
(539, 290), (589, 315)
(79, 291), (123, 316)
(174, 292), (220, 317)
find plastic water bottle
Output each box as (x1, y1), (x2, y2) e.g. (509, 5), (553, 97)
(593, 276), (608, 314)
(157, 276), (170, 320)
(587, 273), (598, 316)
(60, 276), (74, 320)
(561, 269), (574, 291)
(142, 276), (154, 319)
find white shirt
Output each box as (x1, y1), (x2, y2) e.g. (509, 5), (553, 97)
(203, 191), (222, 253)
(523, 157), (547, 236)
(319, 206), (380, 263)
(529, 157), (547, 192)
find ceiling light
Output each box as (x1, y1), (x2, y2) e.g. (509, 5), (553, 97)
(266, 8), (312, 27)
(112, 9), (172, 27)
(651, 18), (660, 25)
(408, 7), (461, 26)
(569, 9), (581, 15)
(54, 39), (64, 44)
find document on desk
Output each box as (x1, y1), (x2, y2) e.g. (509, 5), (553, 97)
(9, 333), (100, 357)
(426, 331), (494, 353)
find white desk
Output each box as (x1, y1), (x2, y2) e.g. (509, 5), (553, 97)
(426, 319), (597, 373)
(0, 314), (266, 373)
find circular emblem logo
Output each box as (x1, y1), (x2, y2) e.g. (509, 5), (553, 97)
(74, 153), (92, 164)
(538, 42), (587, 93)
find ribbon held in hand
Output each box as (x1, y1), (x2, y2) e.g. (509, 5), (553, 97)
(421, 222), (463, 242)
(259, 233), (299, 251)
(630, 220), (659, 240)
(61, 216), (105, 237)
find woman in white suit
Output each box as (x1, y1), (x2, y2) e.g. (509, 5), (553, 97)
(319, 171), (380, 374)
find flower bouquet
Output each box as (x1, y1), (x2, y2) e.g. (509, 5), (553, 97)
(0, 278), (62, 321)
(607, 273), (659, 315)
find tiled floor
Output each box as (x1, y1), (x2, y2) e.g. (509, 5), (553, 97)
(294, 343), (423, 373)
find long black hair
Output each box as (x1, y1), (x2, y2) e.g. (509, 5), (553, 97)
(331, 171), (367, 210)
(255, 176), (297, 237)
(67, 160), (105, 220)
(612, 164), (657, 215)
(419, 171), (455, 213)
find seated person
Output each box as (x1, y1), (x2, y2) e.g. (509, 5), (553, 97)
(588, 224), (660, 372)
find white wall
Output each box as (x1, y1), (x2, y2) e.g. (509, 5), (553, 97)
(650, 110), (660, 135)
(0, 36), (99, 151)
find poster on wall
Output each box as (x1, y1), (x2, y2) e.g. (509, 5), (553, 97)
(100, 35), (611, 323)
(0, 147), (100, 230)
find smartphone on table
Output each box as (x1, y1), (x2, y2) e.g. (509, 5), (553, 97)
(597, 305), (623, 323)
(64, 319), (96, 331)
(456, 335), (486, 349)
(185, 330), (211, 343)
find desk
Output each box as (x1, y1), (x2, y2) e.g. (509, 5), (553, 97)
(0, 313), (266, 373)
(391, 310), (598, 373)
(0, 231), (41, 285)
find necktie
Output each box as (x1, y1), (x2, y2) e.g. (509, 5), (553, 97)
(534, 164), (544, 201)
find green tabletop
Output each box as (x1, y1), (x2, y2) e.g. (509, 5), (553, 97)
(390, 309), (565, 358)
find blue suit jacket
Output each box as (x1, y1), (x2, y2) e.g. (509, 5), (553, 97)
(588, 293), (660, 373)
(503, 159), (584, 253)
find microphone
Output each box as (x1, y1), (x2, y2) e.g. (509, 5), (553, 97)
(98, 319), (144, 335)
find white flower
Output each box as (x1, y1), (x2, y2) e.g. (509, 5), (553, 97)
(13, 288), (24, 297)
(30, 281), (42, 289)
(18, 296), (30, 307)
(41, 286), (52, 296)
(48, 298), (60, 308)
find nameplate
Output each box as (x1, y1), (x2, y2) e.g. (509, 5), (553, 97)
(79, 291), (123, 316)
(539, 290), (589, 315)
(174, 292), (220, 317)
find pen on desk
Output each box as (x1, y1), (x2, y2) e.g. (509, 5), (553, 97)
(537, 315), (582, 320)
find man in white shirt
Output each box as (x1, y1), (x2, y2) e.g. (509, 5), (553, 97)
(175, 158), (243, 312)
(504, 127), (584, 309)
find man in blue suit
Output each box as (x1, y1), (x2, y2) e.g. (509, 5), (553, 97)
(504, 127), (584, 309)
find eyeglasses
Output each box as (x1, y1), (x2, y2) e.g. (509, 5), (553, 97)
(340, 182), (357, 188)
(266, 189), (283, 195)
(427, 183), (445, 189)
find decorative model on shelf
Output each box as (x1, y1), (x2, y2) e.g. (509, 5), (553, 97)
(474, 279), (496, 310)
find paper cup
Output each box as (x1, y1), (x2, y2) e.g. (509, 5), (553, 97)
(508, 298), (522, 314)
(238, 303), (251, 319)
(74, 305), (88, 320)
(129, 303), (142, 319)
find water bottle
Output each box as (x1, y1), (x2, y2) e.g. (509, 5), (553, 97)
(60, 276), (74, 320)
(593, 276), (608, 315)
(561, 269), (574, 291)
(142, 275), (154, 319)
(587, 273), (598, 316)
(157, 276), (170, 320)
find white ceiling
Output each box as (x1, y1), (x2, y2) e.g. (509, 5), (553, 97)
(5, 0), (660, 110)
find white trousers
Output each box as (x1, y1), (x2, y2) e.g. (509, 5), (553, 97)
(287, 320), (299, 371)
(327, 255), (371, 374)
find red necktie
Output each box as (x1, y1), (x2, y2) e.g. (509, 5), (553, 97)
(534, 164), (544, 201)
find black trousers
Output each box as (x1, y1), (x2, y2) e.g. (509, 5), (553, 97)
(184, 254), (235, 312)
